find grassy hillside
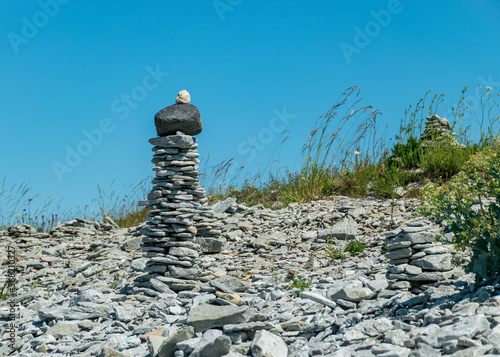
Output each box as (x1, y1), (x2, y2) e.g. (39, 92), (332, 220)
(207, 86), (499, 208)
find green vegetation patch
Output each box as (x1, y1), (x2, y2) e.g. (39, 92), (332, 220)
(419, 139), (500, 282)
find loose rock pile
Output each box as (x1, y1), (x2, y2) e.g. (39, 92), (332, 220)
(1, 197), (500, 357)
(420, 114), (461, 147)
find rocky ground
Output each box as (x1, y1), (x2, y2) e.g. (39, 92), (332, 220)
(1, 196), (499, 357)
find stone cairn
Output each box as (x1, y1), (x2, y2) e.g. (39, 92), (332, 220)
(138, 90), (223, 291)
(420, 114), (462, 147)
(383, 222), (463, 293)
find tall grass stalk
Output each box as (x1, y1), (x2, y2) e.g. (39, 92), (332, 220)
(0, 177), (151, 231)
(93, 178), (151, 227)
(0, 177), (62, 231)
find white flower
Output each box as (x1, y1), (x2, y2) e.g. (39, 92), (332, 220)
(354, 151), (360, 155)
(486, 86), (492, 90)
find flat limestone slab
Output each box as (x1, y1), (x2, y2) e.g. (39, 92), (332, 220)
(149, 135), (195, 148)
(318, 218), (357, 240)
(186, 304), (249, 333)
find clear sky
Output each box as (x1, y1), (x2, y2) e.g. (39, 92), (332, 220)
(1, 0), (500, 214)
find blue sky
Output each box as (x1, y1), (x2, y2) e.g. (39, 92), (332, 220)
(1, 0), (500, 214)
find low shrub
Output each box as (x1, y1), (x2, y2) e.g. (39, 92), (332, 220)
(288, 275), (313, 293)
(385, 136), (423, 170)
(345, 239), (366, 255)
(326, 239), (347, 260)
(419, 139), (500, 281)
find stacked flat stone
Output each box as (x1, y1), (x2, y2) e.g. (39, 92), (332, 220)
(384, 222), (462, 291)
(420, 114), (462, 147)
(138, 91), (223, 290)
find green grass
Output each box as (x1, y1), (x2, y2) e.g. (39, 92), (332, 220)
(0, 177), (63, 231)
(380, 243), (388, 255)
(288, 274), (312, 295)
(93, 179), (151, 227)
(327, 248), (347, 260)
(326, 238), (366, 260)
(30, 279), (42, 290)
(326, 238), (347, 260)
(0, 286), (8, 301)
(0, 177), (151, 231)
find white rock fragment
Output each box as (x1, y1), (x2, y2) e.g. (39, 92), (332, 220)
(176, 89), (191, 104)
(251, 330), (288, 357)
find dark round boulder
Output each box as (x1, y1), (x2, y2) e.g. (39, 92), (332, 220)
(154, 104), (202, 136)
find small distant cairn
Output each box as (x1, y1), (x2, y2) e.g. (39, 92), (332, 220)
(384, 222), (463, 293)
(138, 90), (223, 291)
(420, 114), (462, 147)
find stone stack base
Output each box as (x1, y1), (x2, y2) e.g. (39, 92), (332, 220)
(138, 134), (223, 290)
(384, 222), (463, 292)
